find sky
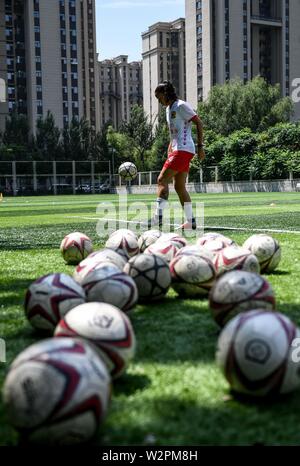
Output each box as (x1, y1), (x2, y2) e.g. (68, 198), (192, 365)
(96, 0), (185, 62)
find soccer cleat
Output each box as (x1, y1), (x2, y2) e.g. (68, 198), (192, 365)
(176, 218), (197, 231)
(147, 214), (163, 229)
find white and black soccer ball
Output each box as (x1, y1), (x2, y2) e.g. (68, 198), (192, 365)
(24, 273), (86, 332)
(2, 338), (111, 444)
(105, 229), (139, 258)
(54, 302), (136, 379)
(60, 232), (93, 265)
(216, 310), (300, 397)
(243, 234), (281, 273)
(73, 248), (127, 284)
(213, 245), (260, 276)
(81, 262), (138, 312)
(124, 253), (171, 301)
(170, 253), (217, 297)
(144, 240), (178, 263)
(209, 270), (276, 327)
(118, 162), (138, 181)
(138, 230), (162, 253)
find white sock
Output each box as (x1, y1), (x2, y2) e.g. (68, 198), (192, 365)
(184, 202), (194, 222)
(155, 197), (168, 217)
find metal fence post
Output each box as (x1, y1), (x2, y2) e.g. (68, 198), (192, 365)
(199, 167), (203, 184)
(33, 161), (38, 192)
(289, 171), (293, 181)
(91, 160), (95, 194)
(149, 171), (152, 186)
(53, 161), (57, 195)
(72, 160), (76, 194)
(12, 161), (17, 196)
(138, 172), (141, 186)
(215, 166), (218, 183)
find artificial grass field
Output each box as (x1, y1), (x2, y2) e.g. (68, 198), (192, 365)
(0, 191), (300, 446)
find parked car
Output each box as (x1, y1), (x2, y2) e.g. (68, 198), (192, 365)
(48, 184), (73, 194)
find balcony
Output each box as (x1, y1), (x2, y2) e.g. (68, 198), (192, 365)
(251, 15), (282, 27)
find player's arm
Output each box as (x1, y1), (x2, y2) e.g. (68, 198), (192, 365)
(191, 115), (205, 161)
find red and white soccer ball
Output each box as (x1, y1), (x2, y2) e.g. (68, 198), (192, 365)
(54, 302), (136, 379)
(170, 253), (217, 297)
(24, 273), (86, 332)
(144, 240), (179, 263)
(73, 248), (126, 284)
(213, 245), (260, 276)
(138, 229), (162, 253)
(124, 253), (171, 301)
(209, 270), (276, 327)
(216, 310), (300, 397)
(175, 245), (215, 262)
(197, 232), (235, 247)
(105, 229), (139, 258)
(81, 262), (138, 312)
(60, 232), (93, 265)
(243, 234), (281, 273)
(2, 337), (111, 444)
(156, 233), (188, 249)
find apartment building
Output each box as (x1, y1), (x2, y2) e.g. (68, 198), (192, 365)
(99, 55), (142, 130)
(185, 0), (300, 119)
(0, 0), (99, 133)
(142, 18), (186, 125)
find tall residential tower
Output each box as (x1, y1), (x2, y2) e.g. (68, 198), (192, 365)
(185, 0), (300, 119)
(1, 0), (99, 132)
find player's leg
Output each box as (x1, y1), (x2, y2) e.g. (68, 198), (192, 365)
(174, 171), (196, 230)
(148, 167), (177, 228)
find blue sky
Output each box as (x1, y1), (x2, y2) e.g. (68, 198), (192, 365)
(96, 0), (185, 62)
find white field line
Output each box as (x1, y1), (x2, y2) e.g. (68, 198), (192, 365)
(66, 215), (300, 234)
(0, 198), (153, 208)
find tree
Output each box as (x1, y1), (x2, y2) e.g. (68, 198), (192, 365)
(61, 117), (93, 160)
(198, 77), (293, 135)
(120, 105), (154, 170)
(35, 111), (61, 160)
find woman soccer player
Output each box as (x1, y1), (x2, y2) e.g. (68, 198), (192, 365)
(148, 81), (205, 230)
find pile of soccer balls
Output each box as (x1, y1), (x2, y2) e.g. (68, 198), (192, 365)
(3, 226), (300, 445)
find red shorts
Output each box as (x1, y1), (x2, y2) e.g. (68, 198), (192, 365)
(163, 150), (194, 173)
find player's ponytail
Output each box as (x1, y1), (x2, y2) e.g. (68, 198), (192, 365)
(155, 81), (177, 101)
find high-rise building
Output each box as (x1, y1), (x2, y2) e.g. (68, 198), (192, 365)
(99, 55), (142, 130)
(0, 1), (7, 132)
(0, 0), (99, 133)
(142, 18), (186, 125)
(185, 0), (300, 119)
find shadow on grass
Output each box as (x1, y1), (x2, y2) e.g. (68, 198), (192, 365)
(99, 390), (300, 446)
(113, 372), (151, 396)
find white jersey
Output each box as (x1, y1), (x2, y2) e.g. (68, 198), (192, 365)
(166, 99), (196, 154)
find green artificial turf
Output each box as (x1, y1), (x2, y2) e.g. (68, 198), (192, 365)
(0, 192), (300, 445)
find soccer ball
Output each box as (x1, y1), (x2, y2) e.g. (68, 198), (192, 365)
(73, 248), (127, 284)
(105, 229), (139, 258)
(175, 245), (215, 261)
(24, 273), (86, 332)
(213, 245), (260, 276)
(144, 240), (178, 263)
(81, 262), (138, 312)
(197, 232), (235, 247)
(138, 230), (162, 252)
(170, 253), (217, 297)
(2, 338), (111, 444)
(124, 253), (171, 301)
(60, 232), (93, 265)
(216, 310), (300, 397)
(118, 162), (138, 181)
(156, 233), (188, 249)
(243, 234), (281, 273)
(209, 270), (275, 327)
(201, 238), (236, 254)
(54, 302), (136, 379)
